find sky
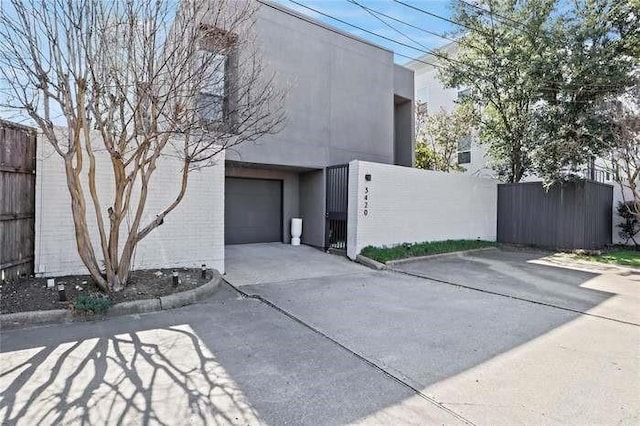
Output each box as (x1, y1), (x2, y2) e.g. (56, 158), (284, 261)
(270, 0), (460, 65)
(0, 0), (460, 124)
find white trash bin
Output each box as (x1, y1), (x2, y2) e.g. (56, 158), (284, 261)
(291, 218), (302, 246)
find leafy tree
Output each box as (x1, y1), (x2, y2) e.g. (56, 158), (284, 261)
(530, 0), (638, 182)
(414, 102), (476, 172)
(438, 0), (556, 182)
(438, 0), (637, 183)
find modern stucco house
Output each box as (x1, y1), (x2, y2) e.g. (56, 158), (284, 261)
(223, 0), (414, 248)
(30, 0), (415, 277)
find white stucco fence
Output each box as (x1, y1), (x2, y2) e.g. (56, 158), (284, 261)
(35, 129), (225, 277)
(346, 160), (498, 259)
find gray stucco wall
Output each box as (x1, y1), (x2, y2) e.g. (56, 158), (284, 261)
(393, 64), (414, 100)
(225, 164), (299, 242)
(299, 169), (325, 248)
(225, 1), (413, 169)
(394, 100), (414, 167)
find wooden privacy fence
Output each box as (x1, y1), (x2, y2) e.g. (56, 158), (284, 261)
(497, 180), (613, 250)
(0, 120), (37, 281)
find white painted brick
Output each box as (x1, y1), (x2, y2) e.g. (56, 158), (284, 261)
(34, 129), (225, 277)
(347, 160), (497, 259)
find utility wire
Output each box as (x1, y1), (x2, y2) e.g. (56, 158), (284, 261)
(392, 0), (487, 35)
(286, 0), (630, 93)
(288, 0), (492, 76)
(454, 0), (529, 30)
(345, 0), (459, 45)
(346, 0), (434, 52)
(287, 0), (447, 66)
(391, 0), (633, 90)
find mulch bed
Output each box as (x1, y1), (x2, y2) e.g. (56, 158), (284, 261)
(0, 268), (211, 315)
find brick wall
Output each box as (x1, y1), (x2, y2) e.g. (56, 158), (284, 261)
(347, 160), (497, 259)
(34, 129), (225, 277)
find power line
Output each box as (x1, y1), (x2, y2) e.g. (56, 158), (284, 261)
(454, 0), (529, 30)
(286, 0), (631, 92)
(345, 0), (458, 45)
(346, 0), (434, 52)
(391, 0), (633, 90)
(287, 0), (448, 65)
(392, 0), (486, 36)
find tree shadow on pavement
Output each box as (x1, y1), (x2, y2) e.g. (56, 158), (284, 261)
(1, 285), (449, 425)
(1, 317), (258, 425)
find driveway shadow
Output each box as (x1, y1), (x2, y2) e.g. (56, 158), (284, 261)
(392, 248), (638, 323)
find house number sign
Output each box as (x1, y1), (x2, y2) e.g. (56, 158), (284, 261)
(363, 186), (369, 216)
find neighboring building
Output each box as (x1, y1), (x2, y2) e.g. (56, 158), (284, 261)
(30, 0), (415, 277)
(406, 42), (630, 244)
(405, 42), (491, 178)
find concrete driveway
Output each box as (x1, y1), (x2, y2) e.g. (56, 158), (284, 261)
(392, 248), (640, 325)
(2, 245), (638, 425)
(234, 245), (640, 425)
(224, 243), (368, 286)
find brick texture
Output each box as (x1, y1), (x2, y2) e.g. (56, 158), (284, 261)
(34, 129), (225, 277)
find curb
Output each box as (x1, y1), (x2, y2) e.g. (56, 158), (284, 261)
(384, 247), (498, 267)
(355, 254), (388, 270)
(0, 271), (222, 330)
(0, 309), (71, 328)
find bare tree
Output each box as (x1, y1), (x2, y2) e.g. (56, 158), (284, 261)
(414, 102), (476, 172)
(0, 0), (286, 291)
(608, 84), (640, 230)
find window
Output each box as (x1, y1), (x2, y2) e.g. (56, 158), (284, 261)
(457, 88), (471, 100)
(196, 26), (238, 128)
(457, 136), (471, 164)
(197, 51), (227, 123)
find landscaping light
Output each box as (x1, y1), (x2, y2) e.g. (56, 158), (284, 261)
(172, 270), (179, 287)
(58, 283), (66, 302)
(1, 270), (4, 284)
(201, 264), (207, 279)
(47, 278), (55, 289)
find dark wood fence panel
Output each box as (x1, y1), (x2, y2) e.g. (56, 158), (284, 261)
(497, 181), (612, 250)
(0, 120), (37, 281)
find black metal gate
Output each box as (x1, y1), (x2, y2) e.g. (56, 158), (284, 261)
(325, 164), (349, 250)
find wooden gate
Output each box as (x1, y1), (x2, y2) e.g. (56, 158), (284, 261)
(0, 120), (37, 281)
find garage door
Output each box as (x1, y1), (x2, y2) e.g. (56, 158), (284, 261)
(225, 177), (283, 244)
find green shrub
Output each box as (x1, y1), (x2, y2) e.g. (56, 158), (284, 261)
(360, 239), (496, 263)
(74, 293), (113, 315)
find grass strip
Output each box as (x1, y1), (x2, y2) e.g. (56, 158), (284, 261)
(360, 239), (496, 263)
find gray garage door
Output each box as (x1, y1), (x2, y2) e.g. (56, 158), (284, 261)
(225, 177), (283, 244)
